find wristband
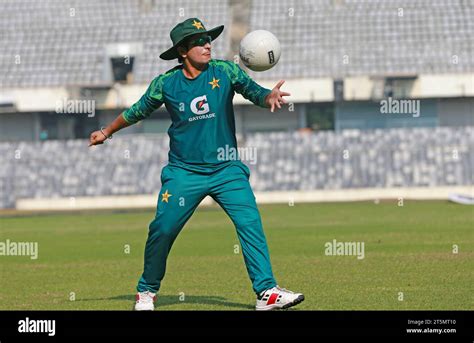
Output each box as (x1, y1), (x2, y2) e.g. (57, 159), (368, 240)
(100, 127), (112, 139)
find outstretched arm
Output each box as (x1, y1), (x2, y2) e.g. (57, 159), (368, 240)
(89, 113), (130, 146)
(225, 61), (290, 112)
(88, 75), (164, 146)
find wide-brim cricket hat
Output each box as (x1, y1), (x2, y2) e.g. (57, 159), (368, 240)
(160, 18), (224, 60)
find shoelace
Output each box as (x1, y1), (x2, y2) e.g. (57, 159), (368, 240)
(259, 286), (294, 298)
(276, 286), (294, 294)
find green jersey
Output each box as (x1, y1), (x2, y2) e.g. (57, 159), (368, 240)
(122, 59), (271, 172)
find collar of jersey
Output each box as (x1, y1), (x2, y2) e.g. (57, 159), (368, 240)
(180, 63), (209, 81)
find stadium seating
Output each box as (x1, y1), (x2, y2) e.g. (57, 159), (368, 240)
(245, 127), (473, 191)
(248, 0), (474, 79)
(0, 0), (229, 87)
(0, 0), (472, 87)
(0, 127), (472, 208)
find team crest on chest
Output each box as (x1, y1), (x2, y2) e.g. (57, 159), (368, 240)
(209, 77), (220, 90)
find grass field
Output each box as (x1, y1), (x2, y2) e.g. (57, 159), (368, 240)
(0, 201), (472, 310)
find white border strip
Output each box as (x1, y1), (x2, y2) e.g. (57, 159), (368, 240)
(15, 186), (474, 211)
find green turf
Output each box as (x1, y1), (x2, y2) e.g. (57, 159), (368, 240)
(0, 201), (472, 310)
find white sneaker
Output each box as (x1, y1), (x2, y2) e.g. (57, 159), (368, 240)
(134, 291), (156, 311)
(256, 286), (304, 311)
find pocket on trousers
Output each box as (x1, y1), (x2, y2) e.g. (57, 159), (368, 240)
(160, 165), (171, 184)
(235, 162), (251, 180)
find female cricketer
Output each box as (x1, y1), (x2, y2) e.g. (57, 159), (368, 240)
(89, 18), (304, 311)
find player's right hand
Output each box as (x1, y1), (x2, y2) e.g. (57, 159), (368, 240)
(88, 130), (107, 146)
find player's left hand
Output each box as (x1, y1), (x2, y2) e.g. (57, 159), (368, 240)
(266, 80), (291, 112)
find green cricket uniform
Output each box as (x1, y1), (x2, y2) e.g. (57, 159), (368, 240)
(123, 59), (277, 294)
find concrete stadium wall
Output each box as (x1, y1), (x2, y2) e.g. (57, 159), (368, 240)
(335, 100), (438, 131)
(1, 74), (472, 141)
(439, 98), (474, 127)
(0, 113), (37, 141)
(3, 74), (473, 114)
(15, 186), (474, 211)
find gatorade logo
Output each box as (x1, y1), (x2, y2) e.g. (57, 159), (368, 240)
(190, 95), (210, 115)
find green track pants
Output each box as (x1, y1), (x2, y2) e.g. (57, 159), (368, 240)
(137, 162), (277, 295)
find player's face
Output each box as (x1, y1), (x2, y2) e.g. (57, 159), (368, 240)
(183, 34), (212, 64)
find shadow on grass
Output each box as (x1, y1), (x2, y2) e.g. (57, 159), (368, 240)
(77, 294), (254, 310)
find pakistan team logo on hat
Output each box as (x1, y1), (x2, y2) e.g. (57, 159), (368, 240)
(160, 18), (224, 60)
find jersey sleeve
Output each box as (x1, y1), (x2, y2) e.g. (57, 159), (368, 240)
(221, 61), (271, 108)
(122, 75), (164, 124)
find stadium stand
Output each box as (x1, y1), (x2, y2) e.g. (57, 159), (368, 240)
(0, 127), (472, 208)
(0, 0), (472, 209)
(1, 0), (473, 86)
(248, 0), (474, 79)
(0, 0), (229, 87)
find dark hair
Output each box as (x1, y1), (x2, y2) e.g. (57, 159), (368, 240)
(177, 39), (189, 64)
